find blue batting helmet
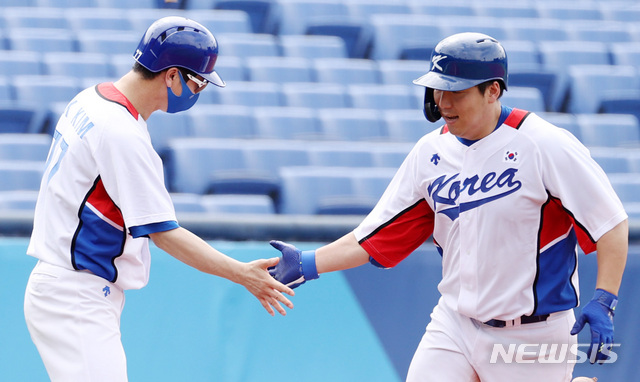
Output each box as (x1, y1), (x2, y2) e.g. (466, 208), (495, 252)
(413, 32), (508, 122)
(134, 16), (225, 87)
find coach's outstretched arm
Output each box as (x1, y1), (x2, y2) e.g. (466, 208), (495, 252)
(269, 232), (369, 288)
(150, 227), (295, 316)
(571, 219), (628, 363)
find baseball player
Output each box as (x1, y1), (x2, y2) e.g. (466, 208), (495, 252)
(24, 17), (293, 382)
(269, 33), (627, 381)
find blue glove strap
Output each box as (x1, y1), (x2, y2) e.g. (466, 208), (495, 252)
(594, 288), (618, 312)
(301, 250), (319, 280)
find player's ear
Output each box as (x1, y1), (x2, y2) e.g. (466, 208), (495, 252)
(164, 68), (178, 87)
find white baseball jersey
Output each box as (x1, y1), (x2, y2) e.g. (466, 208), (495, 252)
(354, 106), (627, 322)
(27, 83), (178, 290)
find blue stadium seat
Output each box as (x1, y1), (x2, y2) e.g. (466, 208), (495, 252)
(212, 55), (247, 82)
(185, 9), (253, 35)
(76, 30), (139, 55)
(306, 22), (374, 59)
(398, 46), (430, 61)
(306, 142), (374, 167)
(600, 98), (640, 125)
(600, 3), (640, 22)
(110, 54), (135, 78)
(346, 2), (412, 21)
(215, 0), (278, 34)
(276, 0), (350, 35)
(35, 0), (98, 6)
(0, 190), (39, 211)
(64, 8), (134, 31)
(567, 65), (640, 114)
(348, 84), (417, 110)
(508, 71), (558, 112)
(610, 42), (640, 66)
(216, 81), (284, 107)
(473, 3), (539, 18)
(4, 7), (70, 29)
(279, 35), (348, 59)
(440, 17), (510, 42)
(410, 3), (477, 17)
(566, 22), (634, 43)
(187, 105), (257, 139)
(127, 9), (188, 33)
(500, 40), (541, 71)
(607, 173), (640, 204)
(0, 161), (45, 192)
(184, 0), (215, 9)
(501, 87), (546, 113)
(43, 52), (113, 79)
(536, 112), (582, 141)
(0, 79), (13, 104)
(369, 142), (413, 167)
(589, 147), (632, 174)
(313, 58), (380, 84)
(163, 139), (248, 194)
(252, 107), (322, 140)
(146, 113), (192, 153)
(576, 114), (640, 148)
(535, 3), (603, 21)
(317, 108), (387, 141)
(281, 82), (349, 108)
(382, 109), (440, 142)
(170, 193), (207, 213)
(369, 15), (445, 60)
(201, 194), (276, 214)
(245, 57), (314, 83)
(377, 60), (428, 85)
(216, 33), (280, 58)
(503, 19), (570, 42)
(95, 0), (157, 8)
(13, 75), (81, 107)
(0, 51), (43, 76)
(0, 134), (51, 161)
(539, 41), (611, 70)
(8, 28), (77, 53)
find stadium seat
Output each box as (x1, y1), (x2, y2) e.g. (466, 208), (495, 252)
(215, 0), (278, 34)
(535, 3), (603, 21)
(536, 112), (582, 141)
(566, 22), (634, 43)
(8, 28), (77, 53)
(576, 114), (640, 148)
(212, 55), (247, 82)
(279, 35), (348, 59)
(440, 17), (510, 42)
(399, 46), (430, 61)
(215, 33), (280, 58)
(95, 0), (157, 8)
(313, 58), (380, 84)
(346, 2), (412, 21)
(410, 3), (477, 17)
(0, 51), (43, 76)
(216, 81), (284, 107)
(3, 7), (70, 29)
(501, 87), (546, 113)
(35, 0), (99, 6)
(369, 15), (445, 60)
(275, 0), (350, 36)
(201, 194), (276, 214)
(348, 84), (417, 110)
(76, 30), (140, 55)
(0, 190), (39, 212)
(600, 2), (640, 22)
(567, 65), (640, 114)
(610, 42), (640, 66)
(508, 71), (558, 112)
(369, 142), (413, 167)
(64, 8), (134, 31)
(0, 134), (51, 161)
(13, 75), (81, 107)
(377, 60), (428, 85)
(281, 82), (349, 108)
(184, 0), (215, 9)
(187, 105), (257, 139)
(146, 113), (192, 153)
(170, 193), (207, 213)
(110, 54), (135, 78)
(382, 109), (440, 142)
(539, 41), (611, 70)
(589, 147), (632, 174)
(185, 9), (253, 35)
(503, 19), (570, 42)
(306, 22), (374, 59)
(600, 98), (640, 125)
(306, 141), (374, 167)
(0, 79), (12, 104)
(0, 161), (45, 192)
(245, 56), (314, 83)
(127, 9), (187, 33)
(607, 173), (640, 204)
(500, 40), (541, 71)
(473, 3), (539, 18)
(252, 107), (322, 140)
(317, 108), (387, 141)
(43, 52), (113, 79)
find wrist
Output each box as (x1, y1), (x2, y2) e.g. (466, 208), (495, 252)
(594, 288), (618, 311)
(301, 250), (319, 280)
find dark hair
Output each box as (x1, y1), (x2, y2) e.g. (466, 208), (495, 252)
(132, 61), (163, 80)
(477, 79), (505, 98)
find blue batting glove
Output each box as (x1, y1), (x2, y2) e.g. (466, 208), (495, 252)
(570, 289), (618, 364)
(268, 240), (319, 289)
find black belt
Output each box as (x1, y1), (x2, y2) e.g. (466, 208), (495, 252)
(484, 314), (550, 328)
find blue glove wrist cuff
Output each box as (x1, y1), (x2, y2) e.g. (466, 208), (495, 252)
(301, 250), (319, 280)
(594, 288), (618, 311)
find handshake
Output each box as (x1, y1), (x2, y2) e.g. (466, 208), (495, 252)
(268, 240), (319, 289)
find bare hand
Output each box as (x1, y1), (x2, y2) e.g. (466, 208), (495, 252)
(239, 257), (295, 316)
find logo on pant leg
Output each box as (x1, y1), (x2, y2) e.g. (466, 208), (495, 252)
(103, 286), (111, 297)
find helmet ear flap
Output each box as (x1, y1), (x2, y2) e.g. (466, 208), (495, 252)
(424, 88), (441, 123)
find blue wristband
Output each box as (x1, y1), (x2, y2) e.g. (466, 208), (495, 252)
(594, 288), (618, 312)
(301, 250), (319, 280)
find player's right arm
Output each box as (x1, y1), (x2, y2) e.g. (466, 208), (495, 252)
(149, 227), (294, 316)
